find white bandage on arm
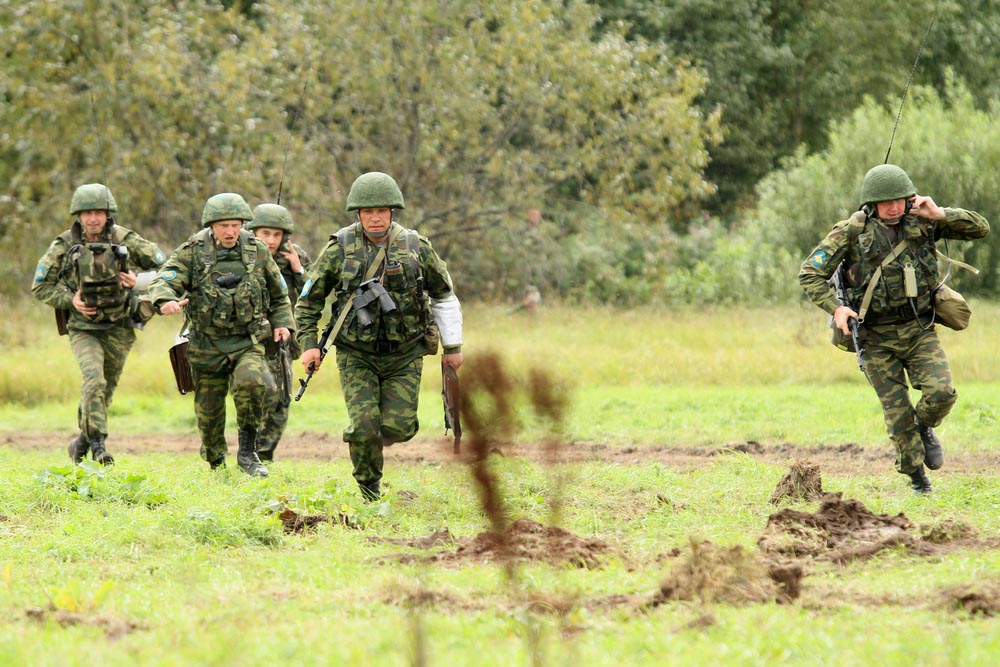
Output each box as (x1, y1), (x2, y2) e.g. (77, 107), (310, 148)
(431, 294), (463, 348)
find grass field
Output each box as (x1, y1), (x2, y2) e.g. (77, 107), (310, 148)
(1, 300), (999, 666)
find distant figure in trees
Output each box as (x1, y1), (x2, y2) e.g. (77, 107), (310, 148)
(799, 164), (989, 495)
(148, 193), (293, 477)
(294, 172), (463, 501)
(32, 183), (166, 465)
(245, 203), (312, 462)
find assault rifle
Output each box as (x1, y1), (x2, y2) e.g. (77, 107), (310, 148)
(442, 361), (462, 454)
(830, 262), (866, 375)
(276, 339), (293, 408)
(294, 315), (336, 401)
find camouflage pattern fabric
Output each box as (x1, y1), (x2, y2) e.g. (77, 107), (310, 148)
(32, 222), (166, 332)
(336, 347), (424, 489)
(800, 206), (989, 478)
(148, 229), (294, 464)
(32, 221), (164, 452)
(257, 350), (288, 458)
(68, 326), (136, 442)
(257, 241), (311, 458)
(188, 341), (267, 464)
(862, 320), (956, 473)
(294, 221), (456, 492)
(295, 222), (454, 352)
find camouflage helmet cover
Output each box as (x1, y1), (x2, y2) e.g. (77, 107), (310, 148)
(859, 164), (916, 206)
(201, 192), (253, 227)
(70, 183), (118, 215)
(246, 203), (295, 233)
(345, 171), (405, 211)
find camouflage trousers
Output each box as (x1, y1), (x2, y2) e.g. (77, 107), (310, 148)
(68, 326), (136, 442)
(257, 350), (288, 457)
(336, 347), (424, 489)
(188, 340), (267, 464)
(862, 320), (957, 474)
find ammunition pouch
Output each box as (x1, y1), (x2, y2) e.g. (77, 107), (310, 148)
(934, 285), (972, 331)
(131, 293), (157, 328)
(424, 320), (440, 356)
(169, 334), (194, 394)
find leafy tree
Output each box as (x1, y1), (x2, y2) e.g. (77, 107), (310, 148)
(589, 0), (999, 219)
(1, 0), (721, 302)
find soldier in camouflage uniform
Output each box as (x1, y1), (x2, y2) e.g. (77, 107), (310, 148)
(245, 203), (312, 461)
(32, 183), (166, 465)
(799, 165), (989, 494)
(295, 172), (464, 500)
(148, 193), (294, 477)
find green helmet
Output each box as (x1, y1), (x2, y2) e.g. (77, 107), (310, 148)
(246, 203), (294, 233)
(201, 192), (253, 227)
(859, 164), (916, 206)
(345, 172), (405, 211)
(70, 183), (117, 216)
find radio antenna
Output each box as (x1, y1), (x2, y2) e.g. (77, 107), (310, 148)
(88, 88), (112, 210)
(276, 76), (310, 205)
(884, 1), (942, 164)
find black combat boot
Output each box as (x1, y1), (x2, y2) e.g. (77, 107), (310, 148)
(209, 457), (226, 470)
(916, 420), (943, 470)
(908, 465), (932, 495)
(236, 428), (268, 478)
(359, 481), (381, 502)
(89, 437), (114, 466)
(68, 432), (90, 464)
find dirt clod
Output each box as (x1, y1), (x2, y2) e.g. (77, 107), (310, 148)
(769, 461), (824, 505)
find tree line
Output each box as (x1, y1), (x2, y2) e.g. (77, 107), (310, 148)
(3, 0), (1000, 304)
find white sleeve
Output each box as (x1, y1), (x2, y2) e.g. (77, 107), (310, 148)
(430, 294), (463, 348)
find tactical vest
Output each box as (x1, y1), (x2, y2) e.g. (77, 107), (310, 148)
(334, 223), (431, 347)
(60, 225), (131, 324)
(188, 228), (271, 340)
(846, 214), (939, 319)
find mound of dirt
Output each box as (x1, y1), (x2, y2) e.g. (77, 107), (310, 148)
(769, 461), (824, 505)
(453, 518), (609, 569)
(25, 607), (142, 639)
(942, 582), (1000, 617)
(383, 518), (610, 569)
(647, 540), (803, 607)
(758, 492), (918, 562)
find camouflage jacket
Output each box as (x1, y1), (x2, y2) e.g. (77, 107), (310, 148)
(148, 228), (293, 351)
(273, 242), (312, 312)
(32, 221), (166, 332)
(799, 208), (990, 320)
(295, 222), (455, 354)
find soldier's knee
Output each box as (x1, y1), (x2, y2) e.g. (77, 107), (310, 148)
(926, 385), (957, 410)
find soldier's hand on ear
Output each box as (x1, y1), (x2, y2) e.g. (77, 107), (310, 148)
(280, 244), (302, 274)
(159, 299), (189, 316)
(909, 195), (946, 220)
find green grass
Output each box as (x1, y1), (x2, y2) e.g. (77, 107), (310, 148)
(2, 300), (1000, 665)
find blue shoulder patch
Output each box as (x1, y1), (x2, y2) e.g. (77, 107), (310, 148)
(300, 278), (313, 298)
(810, 250), (828, 268)
(279, 275), (288, 293)
(154, 250), (167, 264)
(34, 265), (46, 282)
(161, 269), (178, 282)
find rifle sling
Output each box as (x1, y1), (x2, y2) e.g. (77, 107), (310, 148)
(857, 239), (909, 323)
(318, 226), (402, 358)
